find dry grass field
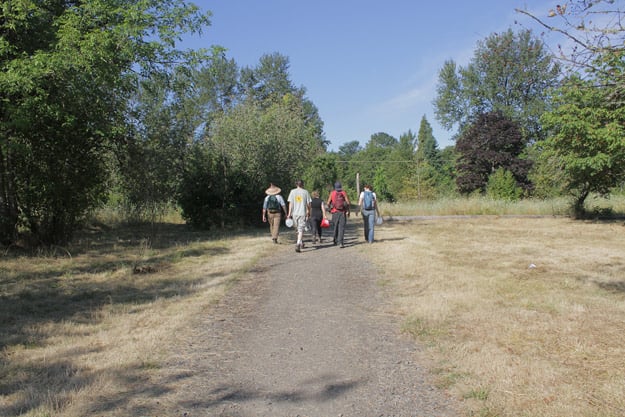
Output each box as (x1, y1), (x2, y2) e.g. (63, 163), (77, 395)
(362, 216), (625, 417)
(0, 223), (272, 417)
(381, 194), (625, 217)
(2, 202), (625, 416)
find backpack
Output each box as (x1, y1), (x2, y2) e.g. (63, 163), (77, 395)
(267, 195), (280, 211)
(363, 190), (374, 210)
(333, 191), (346, 211)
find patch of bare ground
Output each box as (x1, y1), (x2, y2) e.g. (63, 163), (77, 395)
(144, 221), (461, 416)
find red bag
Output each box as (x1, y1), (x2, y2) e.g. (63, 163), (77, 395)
(332, 191), (347, 211)
(320, 218), (330, 228)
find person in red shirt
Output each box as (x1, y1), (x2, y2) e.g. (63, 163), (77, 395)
(326, 182), (350, 248)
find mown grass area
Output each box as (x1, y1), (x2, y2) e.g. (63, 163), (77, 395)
(362, 216), (625, 417)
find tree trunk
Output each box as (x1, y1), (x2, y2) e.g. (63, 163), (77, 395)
(0, 144), (19, 245)
(572, 186), (590, 219)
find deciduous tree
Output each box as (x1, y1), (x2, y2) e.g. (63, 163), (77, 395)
(180, 95), (324, 227)
(456, 111), (532, 194)
(518, 2), (625, 214)
(0, 0), (211, 244)
(541, 76), (625, 216)
(434, 29), (560, 143)
(348, 133), (398, 201)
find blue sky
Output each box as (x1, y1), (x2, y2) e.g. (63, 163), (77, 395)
(185, 1), (558, 151)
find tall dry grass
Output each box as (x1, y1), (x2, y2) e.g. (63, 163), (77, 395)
(381, 194), (625, 217)
(363, 217), (625, 417)
(0, 222), (272, 417)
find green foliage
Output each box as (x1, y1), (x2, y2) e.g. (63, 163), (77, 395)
(241, 52), (296, 106)
(0, 0), (211, 245)
(399, 161), (440, 200)
(487, 168), (522, 201)
(179, 97), (323, 228)
(434, 29), (560, 142)
(518, 2), (625, 215)
(120, 69), (200, 217)
(345, 132), (398, 198)
(386, 130), (416, 199)
(338, 141), (362, 159)
(333, 117), (457, 202)
(373, 167), (393, 202)
(527, 143), (568, 199)
(416, 116), (441, 169)
(437, 146), (459, 197)
(541, 76), (625, 216)
(240, 53), (326, 148)
(303, 153), (338, 198)
(178, 143), (224, 229)
(455, 112), (531, 195)
(407, 116), (457, 200)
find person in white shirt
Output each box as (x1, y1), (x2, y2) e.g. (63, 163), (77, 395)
(286, 180), (312, 253)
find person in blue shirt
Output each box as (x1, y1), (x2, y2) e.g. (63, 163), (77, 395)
(358, 184), (380, 243)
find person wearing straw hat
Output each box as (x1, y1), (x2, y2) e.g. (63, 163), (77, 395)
(286, 179), (311, 253)
(262, 183), (287, 244)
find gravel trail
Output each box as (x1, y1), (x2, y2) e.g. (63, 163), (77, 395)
(159, 221), (461, 417)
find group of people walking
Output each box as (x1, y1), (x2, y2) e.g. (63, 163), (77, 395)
(261, 180), (380, 252)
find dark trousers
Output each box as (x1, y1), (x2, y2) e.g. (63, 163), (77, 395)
(332, 211), (347, 245)
(310, 216), (323, 240)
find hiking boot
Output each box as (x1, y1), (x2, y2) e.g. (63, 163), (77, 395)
(295, 244), (301, 253)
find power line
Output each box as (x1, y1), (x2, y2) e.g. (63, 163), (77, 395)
(336, 160), (415, 163)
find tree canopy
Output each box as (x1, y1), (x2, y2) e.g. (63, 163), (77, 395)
(518, 1), (625, 214)
(455, 111), (531, 194)
(0, 0), (211, 244)
(434, 29), (561, 143)
(541, 76), (625, 215)
(178, 54), (326, 227)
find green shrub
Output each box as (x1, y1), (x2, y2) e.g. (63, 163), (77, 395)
(486, 168), (522, 201)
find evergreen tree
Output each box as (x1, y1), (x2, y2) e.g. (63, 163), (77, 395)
(416, 116), (440, 168)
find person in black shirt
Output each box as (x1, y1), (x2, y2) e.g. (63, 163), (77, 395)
(309, 190), (328, 244)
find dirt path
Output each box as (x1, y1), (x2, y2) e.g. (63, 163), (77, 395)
(156, 221), (461, 416)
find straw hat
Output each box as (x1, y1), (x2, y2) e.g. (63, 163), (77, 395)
(265, 184), (281, 195)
